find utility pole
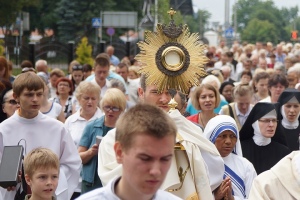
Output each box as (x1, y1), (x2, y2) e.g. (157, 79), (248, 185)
(224, 0), (230, 29)
(199, 11), (202, 38)
(234, 0), (237, 40)
(154, 0), (158, 31)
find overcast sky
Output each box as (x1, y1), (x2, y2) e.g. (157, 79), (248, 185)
(194, 0), (300, 25)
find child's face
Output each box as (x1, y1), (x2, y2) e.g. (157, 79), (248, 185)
(128, 71), (138, 79)
(25, 167), (59, 200)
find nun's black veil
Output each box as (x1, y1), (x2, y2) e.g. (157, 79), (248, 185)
(240, 102), (280, 141)
(272, 89), (300, 146)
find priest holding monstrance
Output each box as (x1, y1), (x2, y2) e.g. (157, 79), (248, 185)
(97, 9), (224, 200)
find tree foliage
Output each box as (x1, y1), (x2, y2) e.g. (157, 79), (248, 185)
(155, 0), (183, 26)
(0, 0), (39, 27)
(185, 9), (211, 35)
(235, 0), (299, 42)
(23, 0), (59, 33)
(75, 37), (94, 66)
(0, 40), (4, 56)
(241, 18), (278, 43)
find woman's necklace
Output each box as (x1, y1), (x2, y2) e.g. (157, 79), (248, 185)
(199, 112), (216, 128)
(199, 112), (206, 127)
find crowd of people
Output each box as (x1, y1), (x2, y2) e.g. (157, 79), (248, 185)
(0, 36), (300, 200)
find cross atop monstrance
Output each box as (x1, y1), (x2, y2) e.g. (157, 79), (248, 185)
(167, 8), (177, 20)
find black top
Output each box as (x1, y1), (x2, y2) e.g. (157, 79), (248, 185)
(241, 138), (291, 175)
(273, 88), (300, 149)
(277, 88), (300, 107)
(276, 123), (300, 151)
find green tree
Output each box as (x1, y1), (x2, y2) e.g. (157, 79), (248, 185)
(281, 6), (299, 25)
(55, 0), (80, 43)
(75, 37), (94, 66)
(0, 0), (39, 46)
(235, 0), (261, 32)
(55, 0), (116, 42)
(235, 0), (298, 42)
(155, 0), (184, 25)
(185, 9), (211, 35)
(242, 18), (278, 44)
(23, 0), (59, 33)
(0, 39), (4, 56)
(0, 0), (39, 27)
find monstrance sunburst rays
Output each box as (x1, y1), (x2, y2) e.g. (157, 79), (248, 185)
(135, 19), (209, 94)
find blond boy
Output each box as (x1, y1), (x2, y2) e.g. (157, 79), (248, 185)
(24, 148), (60, 200)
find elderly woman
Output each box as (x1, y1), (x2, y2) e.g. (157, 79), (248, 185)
(0, 88), (18, 123)
(64, 82), (103, 198)
(240, 102), (291, 174)
(204, 115), (257, 200)
(78, 88), (127, 193)
(187, 83), (220, 130)
(51, 77), (74, 119)
(273, 89), (300, 151)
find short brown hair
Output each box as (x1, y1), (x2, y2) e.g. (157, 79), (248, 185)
(24, 147), (59, 178)
(240, 70), (252, 79)
(191, 83), (221, 110)
(140, 74), (147, 91)
(20, 60), (33, 69)
(13, 73), (44, 97)
(252, 71), (269, 92)
(268, 73), (288, 88)
(115, 104), (177, 150)
(95, 53), (110, 68)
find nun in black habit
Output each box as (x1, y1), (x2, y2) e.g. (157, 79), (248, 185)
(272, 88), (300, 151)
(240, 102), (291, 175)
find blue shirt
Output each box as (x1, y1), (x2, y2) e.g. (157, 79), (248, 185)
(110, 55), (120, 66)
(79, 116), (109, 184)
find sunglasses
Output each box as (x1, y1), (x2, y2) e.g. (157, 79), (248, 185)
(3, 99), (18, 105)
(72, 65), (83, 70)
(207, 69), (221, 77)
(103, 106), (120, 112)
(22, 67), (36, 73)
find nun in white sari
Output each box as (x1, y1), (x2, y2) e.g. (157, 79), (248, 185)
(204, 115), (257, 200)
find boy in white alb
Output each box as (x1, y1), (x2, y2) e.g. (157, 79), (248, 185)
(76, 104), (181, 200)
(0, 72), (81, 200)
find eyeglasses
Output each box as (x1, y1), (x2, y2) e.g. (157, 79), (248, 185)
(103, 106), (120, 112)
(206, 69), (221, 77)
(258, 119), (278, 124)
(58, 83), (70, 87)
(72, 65), (83, 70)
(22, 67), (36, 73)
(3, 99), (18, 105)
